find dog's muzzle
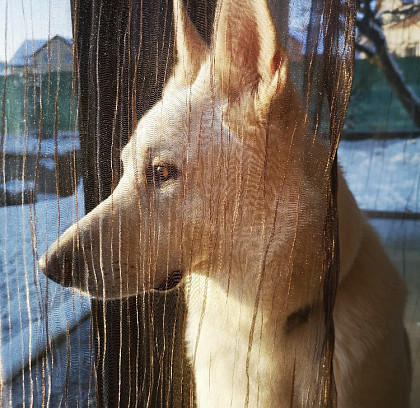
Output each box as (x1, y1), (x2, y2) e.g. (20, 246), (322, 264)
(38, 248), (79, 288)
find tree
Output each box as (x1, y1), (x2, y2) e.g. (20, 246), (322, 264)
(355, 0), (420, 129)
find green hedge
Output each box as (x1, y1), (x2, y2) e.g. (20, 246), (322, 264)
(345, 57), (420, 133)
(0, 72), (77, 137)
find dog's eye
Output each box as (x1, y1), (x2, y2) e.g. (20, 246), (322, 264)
(146, 164), (178, 186)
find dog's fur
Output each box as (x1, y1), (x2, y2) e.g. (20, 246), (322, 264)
(39, 0), (411, 406)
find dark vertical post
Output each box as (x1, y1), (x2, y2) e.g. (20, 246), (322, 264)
(71, 1), (215, 406)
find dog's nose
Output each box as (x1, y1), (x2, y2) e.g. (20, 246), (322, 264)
(39, 248), (77, 287)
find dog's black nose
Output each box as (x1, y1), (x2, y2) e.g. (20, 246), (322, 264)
(39, 249), (77, 287)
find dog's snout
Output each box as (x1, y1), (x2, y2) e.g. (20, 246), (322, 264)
(39, 247), (78, 288)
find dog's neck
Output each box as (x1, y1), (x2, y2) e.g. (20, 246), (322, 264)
(184, 234), (324, 406)
(185, 270), (281, 407)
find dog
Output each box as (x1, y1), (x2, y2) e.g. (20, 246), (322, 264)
(39, 0), (411, 406)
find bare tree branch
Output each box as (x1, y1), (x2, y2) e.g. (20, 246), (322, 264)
(354, 42), (376, 58)
(381, 4), (420, 19)
(355, 1), (420, 129)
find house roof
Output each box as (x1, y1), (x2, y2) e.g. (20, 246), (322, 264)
(8, 39), (47, 66)
(8, 36), (73, 67)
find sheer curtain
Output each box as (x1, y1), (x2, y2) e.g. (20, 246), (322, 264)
(70, 0), (354, 406)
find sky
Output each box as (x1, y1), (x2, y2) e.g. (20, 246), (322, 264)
(0, 0), (72, 62)
(0, 0), (315, 63)
(0, 0), (312, 63)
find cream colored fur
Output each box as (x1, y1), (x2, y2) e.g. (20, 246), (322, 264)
(39, 0), (411, 406)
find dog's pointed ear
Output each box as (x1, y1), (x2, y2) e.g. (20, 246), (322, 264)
(170, 0), (207, 86)
(213, 0), (289, 109)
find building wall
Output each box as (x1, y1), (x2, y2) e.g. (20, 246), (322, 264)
(33, 37), (73, 74)
(377, 0), (402, 14)
(385, 20), (420, 56)
(377, 0), (420, 57)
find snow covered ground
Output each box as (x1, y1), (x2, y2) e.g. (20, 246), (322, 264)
(3, 132), (80, 156)
(0, 137), (419, 405)
(0, 182), (90, 384)
(339, 137), (420, 213)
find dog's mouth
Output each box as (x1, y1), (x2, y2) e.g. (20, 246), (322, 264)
(153, 270), (184, 292)
(39, 246), (184, 296)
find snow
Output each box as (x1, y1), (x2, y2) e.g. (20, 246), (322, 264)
(39, 157), (56, 171)
(0, 181), (89, 384)
(1, 180), (35, 195)
(339, 137), (420, 213)
(3, 132), (80, 156)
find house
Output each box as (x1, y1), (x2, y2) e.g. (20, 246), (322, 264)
(1, 36), (79, 204)
(376, 0), (420, 57)
(7, 35), (73, 75)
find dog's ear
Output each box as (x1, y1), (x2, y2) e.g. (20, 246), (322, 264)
(170, 0), (207, 86)
(213, 0), (289, 109)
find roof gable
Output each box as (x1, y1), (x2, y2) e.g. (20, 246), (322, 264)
(8, 36), (73, 67)
(9, 39), (48, 67)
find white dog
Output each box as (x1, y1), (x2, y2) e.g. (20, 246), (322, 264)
(40, 0), (411, 406)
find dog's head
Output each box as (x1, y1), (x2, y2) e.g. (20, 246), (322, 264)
(39, 0), (319, 299)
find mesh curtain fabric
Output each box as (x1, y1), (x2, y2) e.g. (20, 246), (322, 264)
(73, 0), (354, 406)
